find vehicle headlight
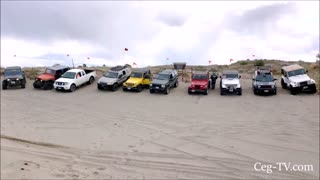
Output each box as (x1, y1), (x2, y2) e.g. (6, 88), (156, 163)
(7, 79), (10, 81)
(150, 84), (153, 86)
(16, 78), (19, 80)
(291, 82), (298, 86)
(237, 84), (241, 88)
(161, 85), (165, 88)
(221, 84), (226, 88)
(64, 82), (69, 85)
(258, 85), (261, 88)
(309, 79), (315, 84)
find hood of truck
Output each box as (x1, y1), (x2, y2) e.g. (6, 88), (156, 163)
(151, 79), (168, 85)
(222, 78), (240, 85)
(288, 74), (311, 83)
(98, 76), (117, 84)
(191, 80), (208, 86)
(125, 77), (142, 85)
(55, 78), (75, 84)
(4, 74), (23, 80)
(37, 73), (54, 81)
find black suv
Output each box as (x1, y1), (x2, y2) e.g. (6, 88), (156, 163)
(2, 66), (26, 90)
(252, 68), (277, 95)
(149, 69), (179, 95)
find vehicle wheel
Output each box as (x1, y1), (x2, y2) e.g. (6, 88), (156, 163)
(281, 79), (287, 89)
(150, 89), (154, 93)
(97, 85), (103, 90)
(88, 77), (94, 84)
(274, 90), (277, 95)
(21, 84), (26, 89)
(137, 85), (143, 92)
(188, 89), (192, 95)
(2, 82), (7, 90)
(70, 84), (76, 92)
(220, 89), (224, 96)
(164, 87), (170, 95)
(174, 81), (178, 88)
(204, 88), (208, 95)
(43, 82), (53, 90)
(123, 87), (127, 91)
(238, 89), (242, 96)
(290, 86), (296, 95)
(112, 83), (118, 91)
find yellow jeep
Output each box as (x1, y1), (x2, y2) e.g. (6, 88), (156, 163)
(123, 69), (152, 92)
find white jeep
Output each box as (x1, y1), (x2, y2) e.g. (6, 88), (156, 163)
(281, 64), (317, 95)
(220, 70), (242, 96)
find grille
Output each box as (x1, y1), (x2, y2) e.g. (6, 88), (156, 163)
(226, 84), (237, 88)
(261, 85), (272, 88)
(152, 84), (161, 88)
(126, 83), (134, 87)
(56, 82), (64, 85)
(299, 81), (308, 86)
(195, 85), (201, 89)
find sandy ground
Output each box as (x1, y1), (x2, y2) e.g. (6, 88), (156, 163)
(1, 76), (319, 179)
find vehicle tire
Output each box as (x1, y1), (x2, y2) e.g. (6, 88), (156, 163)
(174, 80), (178, 88)
(97, 85), (103, 90)
(188, 89), (192, 95)
(310, 85), (317, 94)
(238, 89), (242, 96)
(254, 90), (258, 95)
(274, 90), (277, 95)
(220, 89), (224, 96)
(123, 87), (127, 91)
(281, 79), (287, 89)
(88, 76), (95, 84)
(43, 81), (53, 90)
(150, 89), (154, 93)
(290, 86), (296, 95)
(112, 83), (118, 91)
(2, 82), (7, 90)
(164, 87), (170, 95)
(204, 88), (208, 95)
(137, 85), (143, 92)
(70, 84), (76, 92)
(21, 83), (26, 89)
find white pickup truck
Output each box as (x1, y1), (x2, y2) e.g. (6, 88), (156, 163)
(54, 69), (97, 92)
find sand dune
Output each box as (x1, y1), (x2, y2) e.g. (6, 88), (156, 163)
(1, 77), (319, 179)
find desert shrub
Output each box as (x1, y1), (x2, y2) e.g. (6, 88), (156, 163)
(255, 60), (265, 66)
(25, 68), (40, 80)
(239, 61), (248, 65)
(310, 63), (319, 70)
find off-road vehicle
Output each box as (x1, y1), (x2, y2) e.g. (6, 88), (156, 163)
(97, 66), (131, 91)
(122, 69), (152, 92)
(188, 71), (211, 95)
(33, 65), (70, 90)
(220, 70), (242, 96)
(149, 69), (178, 95)
(2, 66), (26, 90)
(54, 69), (97, 92)
(280, 64), (317, 95)
(252, 67), (277, 95)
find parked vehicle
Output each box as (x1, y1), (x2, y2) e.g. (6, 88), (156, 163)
(252, 67), (277, 95)
(280, 64), (317, 95)
(2, 66), (26, 90)
(33, 65), (70, 90)
(188, 71), (211, 95)
(220, 70), (242, 95)
(54, 69), (97, 92)
(97, 66), (131, 91)
(210, 72), (218, 89)
(122, 69), (152, 92)
(150, 69), (178, 95)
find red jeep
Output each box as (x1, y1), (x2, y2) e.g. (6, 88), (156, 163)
(188, 71), (211, 95)
(33, 65), (69, 90)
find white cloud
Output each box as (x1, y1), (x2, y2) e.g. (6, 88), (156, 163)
(1, 1), (319, 68)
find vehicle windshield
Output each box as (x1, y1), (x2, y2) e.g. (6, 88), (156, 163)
(192, 74), (207, 80)
(223, 74), (238, 79)
(45, 68), (55, 74)
(255, 74), (274, 82)
(130, 72), (143, 78)
(104, 72), (118, 78)
(61, 72), (76, 79)
(4, 69), (21, 76)
(288, 69), (305, 77)
(155, 74), (170, 80)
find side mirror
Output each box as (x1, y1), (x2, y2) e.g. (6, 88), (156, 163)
(306, 70), (308, 73)
(239, 75), (241, 79)
(252, 78), (255, 81)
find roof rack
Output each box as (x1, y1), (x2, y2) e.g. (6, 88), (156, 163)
(110, 66), (126, 71)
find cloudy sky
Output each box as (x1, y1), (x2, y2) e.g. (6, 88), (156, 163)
(1, 1), (319, 67)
